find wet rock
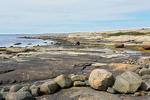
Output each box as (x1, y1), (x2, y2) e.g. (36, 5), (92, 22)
(139, 68), (150, 76)
(107, 87), (116, 94)
(140, 80), (150, 91)
(73, 81), (86, 87)
(18, 86), (30, 92)
(10, 84), (23, 92)
(89, 69), (114, 90)
(54, 74), (73, 88)
(114, 43), (124, 48)
(70, 74), (88, 82)
(6, 91), (34, 100)
(113, 71), (142, 93)
(40, 80), (59, 94)
(142, 42), (150, 50)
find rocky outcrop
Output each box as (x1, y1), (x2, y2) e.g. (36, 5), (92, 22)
(113, 71), (142, 93)
(89, 69), (114, 90)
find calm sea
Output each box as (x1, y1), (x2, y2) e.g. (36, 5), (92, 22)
(0, 34), (60, 47)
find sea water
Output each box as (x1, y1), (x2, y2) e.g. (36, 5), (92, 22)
(0, 34), (60, 47)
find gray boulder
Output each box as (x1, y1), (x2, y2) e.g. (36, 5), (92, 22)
(1, 86), (10, 92)
(29, 85), (40, 97)
(10, 84), (23, 92)
(89, 69), (114, 90)
(70, 74), (88, 82)
(139, 68), (150, 76)
(113, 71), (142, 93)
(6, 91), (34, 100)
(40, 80), (59, 94)
(54, 75), (72, 88)
(107, 87), (116, 94)
(73, 81), (86, 87)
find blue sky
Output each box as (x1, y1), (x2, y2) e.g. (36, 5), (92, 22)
(0, 0), (150, 33)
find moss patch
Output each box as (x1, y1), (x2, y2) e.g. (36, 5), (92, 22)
(106, 32), (150, 36)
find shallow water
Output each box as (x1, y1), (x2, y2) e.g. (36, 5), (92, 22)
(0, 34), (61, 47)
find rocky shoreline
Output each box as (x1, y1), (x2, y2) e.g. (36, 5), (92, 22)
(1, 29), (150, 100)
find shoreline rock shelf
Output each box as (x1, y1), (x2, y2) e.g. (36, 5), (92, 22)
(0, 68), (150, 100)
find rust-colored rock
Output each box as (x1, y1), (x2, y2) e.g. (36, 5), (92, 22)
(114, 43), (124, 48)
(142, 42), (150, 50)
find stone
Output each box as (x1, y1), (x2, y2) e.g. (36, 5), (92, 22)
(140, 80), (150, 91)
(73, 81), (86, 87)
(10, 84), (23, 92)
(89, 69), (114, 90)
(70, 74), (88, 82)
(114, 43), (124, 48)
(142, 42), (150, 50)
(6, 91), (34, 100)
(40, 80), (59, 94)
(139, 68), (150, 76)
(113, 71), (142, 93)
(54, 74), (73, 88)
(0, 86), (10, 92)
(31, 88), (40, 97)
(107, 87), (116, 94)
(18, 86), (30, 92)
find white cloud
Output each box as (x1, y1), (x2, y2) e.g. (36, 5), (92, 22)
(0, 0), (150, 33)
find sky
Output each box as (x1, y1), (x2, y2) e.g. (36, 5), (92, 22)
(0, 0), (150, 33)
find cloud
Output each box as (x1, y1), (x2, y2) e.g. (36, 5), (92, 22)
(0, 0), (150, 33)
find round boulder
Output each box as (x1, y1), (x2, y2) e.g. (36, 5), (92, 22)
(89, 69), (114, 90)
(113, 71), (142, 93)
(54, 74), (73, 88)
(114, 43), (124, 48)
(142, 42), (150, 50)
(40, 80), (59, 94)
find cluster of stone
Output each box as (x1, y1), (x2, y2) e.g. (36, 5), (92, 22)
(1, 68), (150, 100)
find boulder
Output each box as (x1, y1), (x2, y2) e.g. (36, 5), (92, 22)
(139, 68), (150, 76)
(31, 88), (40, 97)
(89, 69), (114, 90)
(113, 71), (142, 93)
(142, 42), (150, 50)
(73, 81), (86, 87)
(140, 80), (150, 91)
(10, 84), (23, 92)
(30, 84), (40, 97)
(40, 80), (59, 94)
(6, 91), (34, 100)
(18, 86), (30, 92)
(107, 87), (116, 94)
(74, 41), (80, 45)
(114, 43), (124, 48)
(0, 86), (10, 92)
(70, 74), (88, 82)
(54, 75), (72, 88)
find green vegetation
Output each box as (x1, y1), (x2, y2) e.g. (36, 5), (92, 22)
(104, 32), (150, 36)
